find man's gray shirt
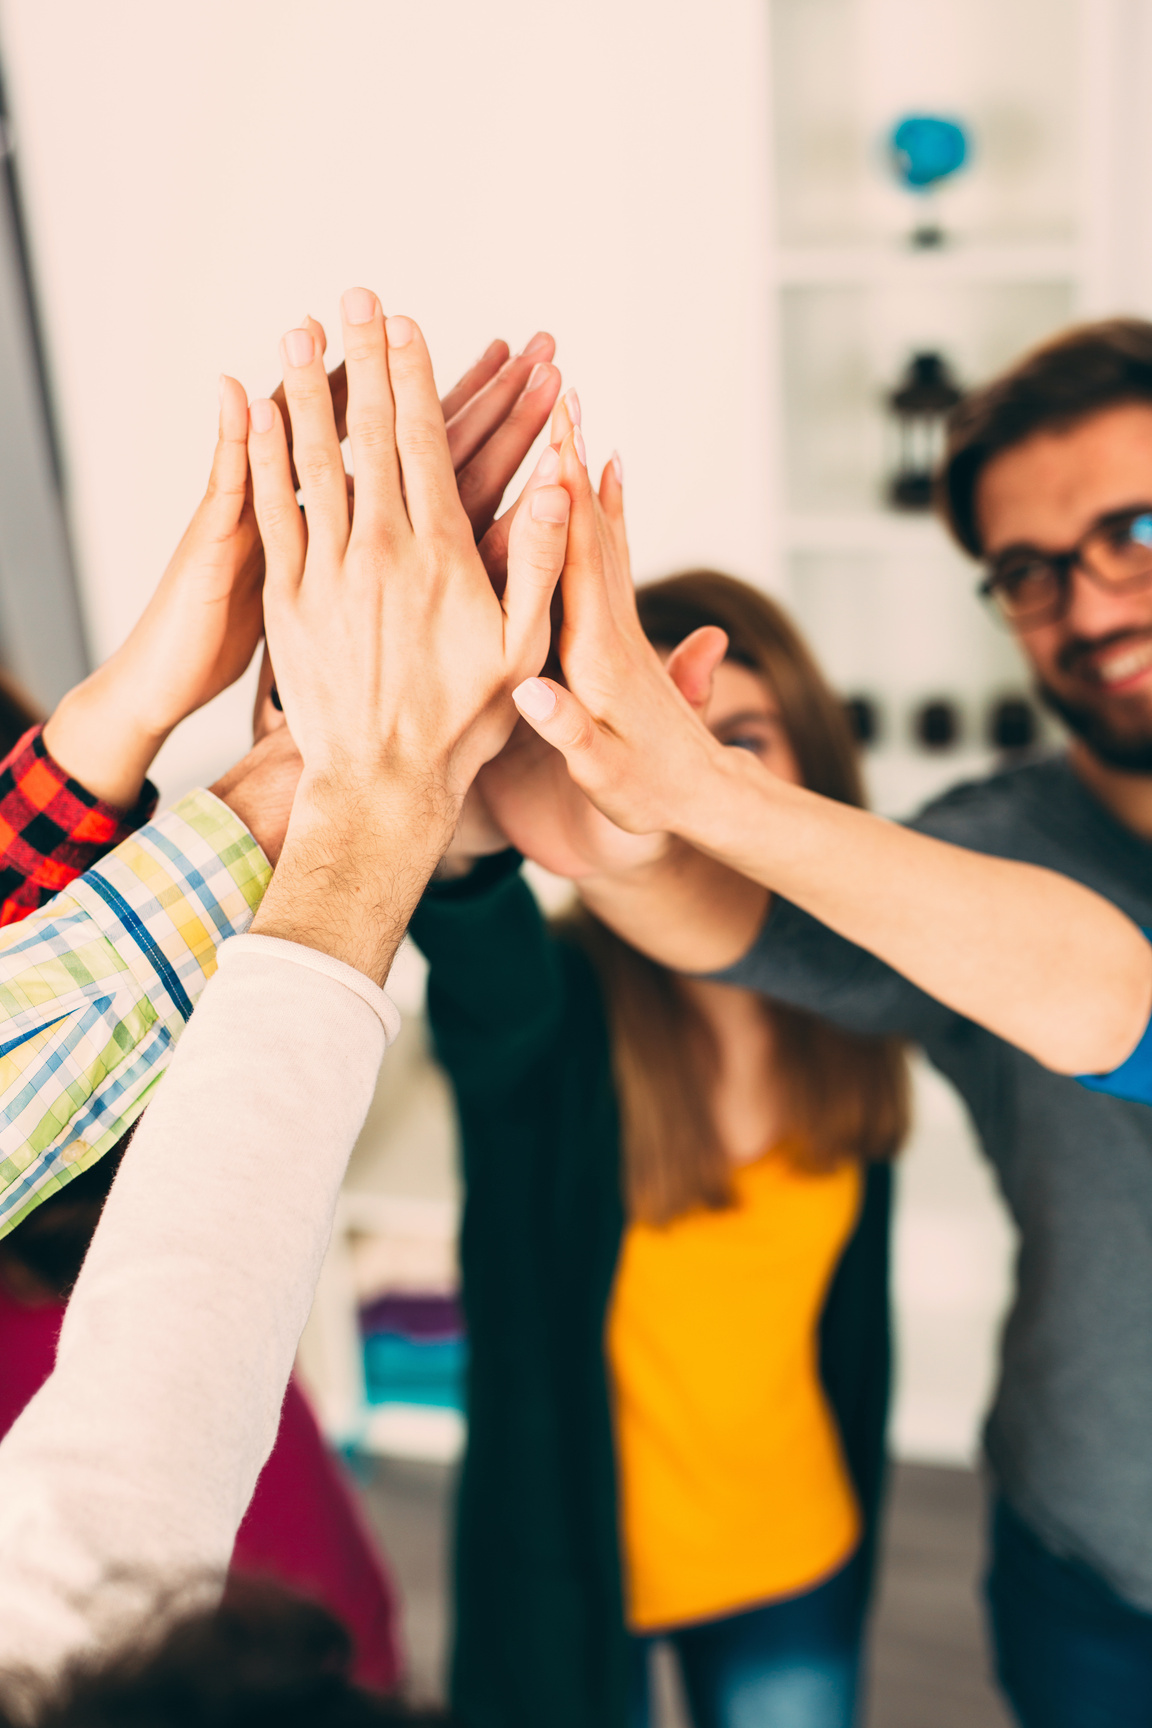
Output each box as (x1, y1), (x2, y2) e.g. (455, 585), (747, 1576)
(716, 753), (1152, 1610)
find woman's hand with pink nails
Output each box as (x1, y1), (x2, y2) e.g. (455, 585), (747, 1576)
(476, 431), (706, 880)
(42, 373), (265, 809)
(503, 427), (735, 844)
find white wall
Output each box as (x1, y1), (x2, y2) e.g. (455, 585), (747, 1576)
(3, 0), (1130, 1471)
(0, 0), (774, 795)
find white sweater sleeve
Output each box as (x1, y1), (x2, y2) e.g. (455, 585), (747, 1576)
(0, 933), (399, 1690)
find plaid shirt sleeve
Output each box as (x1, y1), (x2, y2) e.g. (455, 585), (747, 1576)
(0, 789), (272, 1237)
(0, 724), (159, 929)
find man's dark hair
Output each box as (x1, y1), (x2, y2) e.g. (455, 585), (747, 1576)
(7, 1584), (454, 1728)
(938, 318), (1152, 557)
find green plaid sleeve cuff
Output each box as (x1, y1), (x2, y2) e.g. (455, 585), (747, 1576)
(0, 789), (272, 1236)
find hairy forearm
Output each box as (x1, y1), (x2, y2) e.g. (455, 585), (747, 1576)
(670, 749), (1152, 1076)
(251, 772), (459, 986)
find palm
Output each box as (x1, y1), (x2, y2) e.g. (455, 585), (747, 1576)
(477, 719), (666, 880)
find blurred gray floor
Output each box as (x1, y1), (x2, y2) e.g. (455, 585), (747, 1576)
(354, 1458), (1013, 1725)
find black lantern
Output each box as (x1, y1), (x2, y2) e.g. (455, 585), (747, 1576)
(886, 351), (963, 511)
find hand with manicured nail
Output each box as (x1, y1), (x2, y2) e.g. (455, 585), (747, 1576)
(457, 420), (686, 882)
(245, 293), (573, 979)
(495, 415), (729, 849)
(42, 375), (266, 809)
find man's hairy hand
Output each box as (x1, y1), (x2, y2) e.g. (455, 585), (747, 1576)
(244, 291), (575, 983)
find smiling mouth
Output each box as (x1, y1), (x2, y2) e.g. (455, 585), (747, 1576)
(1072, 636), (1152, 690)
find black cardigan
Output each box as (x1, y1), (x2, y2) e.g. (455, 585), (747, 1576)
(410, 855), (893, 1728)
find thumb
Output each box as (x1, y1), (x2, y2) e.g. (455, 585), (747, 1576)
(511, 677), (602, 780)
(665, 626), (728, 715)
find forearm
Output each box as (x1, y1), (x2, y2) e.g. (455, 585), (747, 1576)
(0, 940), (397, 1684)
(578, 837), (769, 972)
(42, 660), (167, 811)
(251, 769), (459, 986)
(673, 749), (1152, 1076)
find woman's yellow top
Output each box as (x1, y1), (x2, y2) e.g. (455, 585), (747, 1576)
(605, 1145), (862, 1632)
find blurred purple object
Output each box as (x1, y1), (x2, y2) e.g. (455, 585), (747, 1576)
(360, 1291), (464, 1340)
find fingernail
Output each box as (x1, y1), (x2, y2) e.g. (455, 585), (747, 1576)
(563, 388), (582, 427)
(342, 287), (377, 325)
(514, 678), (558, 721)
(386, 315), (415, 347)
(533, 445), (561, 482)
(249, 398), (274, 433)
(525, 362), (552, 394)
(282, 328), (314, 367)
(611, 449), (623, 485)
(480, 338), (504, 362)
(573, 426), (587, 468)
(520, 331), (551, 360)
(531, 486), (570, 524)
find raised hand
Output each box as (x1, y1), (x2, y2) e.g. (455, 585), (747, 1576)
(475, 439), (677, 878)
(246, 292), (574, 983)
(41, 376), (265, 808)
(464, 396), (711, 881)
(273, 320), (561, 545)
(505, 424), (734, 841)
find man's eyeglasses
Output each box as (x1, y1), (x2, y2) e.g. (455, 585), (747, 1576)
(979, 507), (1152, 628)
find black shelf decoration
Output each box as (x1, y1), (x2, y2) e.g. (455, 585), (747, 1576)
(988, 694), (1039, 754)
(913, 696), (962, 752)
(844, 694), (881, 747)
(886, 352), (964, 512)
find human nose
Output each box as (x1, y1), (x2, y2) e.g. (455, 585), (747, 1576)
(1060, 561), (1150, 638)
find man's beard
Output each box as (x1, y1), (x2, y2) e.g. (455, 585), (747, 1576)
(1037, 677), (1152, 772)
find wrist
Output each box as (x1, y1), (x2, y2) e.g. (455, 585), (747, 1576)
(252, 769), (460, 986)
(573, 826), (675, 889)
(671, 742), (784, 858)
(43, 670), (167, 810)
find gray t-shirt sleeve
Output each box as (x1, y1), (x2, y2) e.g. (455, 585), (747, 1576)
(712, 891), (963, 1044)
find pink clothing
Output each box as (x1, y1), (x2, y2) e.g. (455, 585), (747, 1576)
(0, 1280), (402, 1691)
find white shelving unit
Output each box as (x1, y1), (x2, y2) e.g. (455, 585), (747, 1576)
(764, 0), (1136, 819)
(761, 0), (1146, 1464)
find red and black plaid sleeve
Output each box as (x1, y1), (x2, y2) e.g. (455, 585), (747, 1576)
(0, 725), (159, 928)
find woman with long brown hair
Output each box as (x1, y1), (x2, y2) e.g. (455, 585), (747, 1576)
(411, 571), (908, 1728)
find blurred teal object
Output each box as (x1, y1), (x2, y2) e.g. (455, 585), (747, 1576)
(890, 115), (969, 191)
(363, 1332), (468, 1412)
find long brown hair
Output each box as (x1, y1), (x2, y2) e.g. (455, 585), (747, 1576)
(563, 570), (909, 1226)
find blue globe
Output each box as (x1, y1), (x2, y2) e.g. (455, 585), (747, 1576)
(890, 115), (969, 191)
